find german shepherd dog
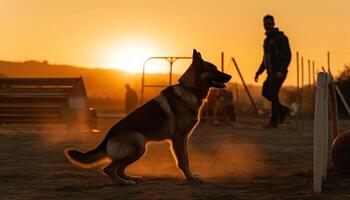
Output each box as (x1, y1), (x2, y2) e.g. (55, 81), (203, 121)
(65, 49), (231, 184)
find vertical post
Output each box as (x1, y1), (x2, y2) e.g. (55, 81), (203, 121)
(297, 52), (300, 91)
(308, 59), (311, 87)
(231, 57), (259, 114)
(141, 61), (146, 103)
(296, 52), (300, 128)
(301, 57), (304, 89)
(169, 58), (173, 85)
(221, 52), (224, 72)
(313, 61), (315, 86)
(300, 56), (304, 126)
(328, 77), (339, 141)
(327, 51), (331, 72)
(313, 72), (329, 193)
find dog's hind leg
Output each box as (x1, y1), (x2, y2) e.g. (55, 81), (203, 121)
(103, 131), (146, 185)
(103, 160), (135, 185)
(116, 151), (145, 183)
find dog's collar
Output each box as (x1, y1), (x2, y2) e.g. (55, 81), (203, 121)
(173, 85), (201, 109)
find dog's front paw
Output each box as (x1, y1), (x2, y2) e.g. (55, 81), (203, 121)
(187, 174), (202, 183)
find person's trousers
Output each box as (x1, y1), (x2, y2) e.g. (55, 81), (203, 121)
(262, 74), (288, 124)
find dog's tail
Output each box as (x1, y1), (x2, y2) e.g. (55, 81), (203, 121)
(64, 140), (108, 168)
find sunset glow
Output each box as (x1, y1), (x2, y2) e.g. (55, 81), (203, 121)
(1, 0), (350, 85)
(103, 43), (155, 73)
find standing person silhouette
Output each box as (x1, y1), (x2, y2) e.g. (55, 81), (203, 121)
(124, 84), (138, 114)
(224, 89), (236, 123)
(254, 15), (291, 128)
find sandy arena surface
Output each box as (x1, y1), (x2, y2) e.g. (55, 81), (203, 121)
(1, 115), (350, 200)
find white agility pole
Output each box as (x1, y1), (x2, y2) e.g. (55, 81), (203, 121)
(313, 72), (330, 193)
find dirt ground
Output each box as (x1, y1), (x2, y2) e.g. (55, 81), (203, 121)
(1, 115), (350, 200)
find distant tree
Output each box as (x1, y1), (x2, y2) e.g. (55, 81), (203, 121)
(336, 64), (350, 117)
(337, 64), (350, 82)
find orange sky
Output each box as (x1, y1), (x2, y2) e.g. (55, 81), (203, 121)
(1, 0), (350, 85)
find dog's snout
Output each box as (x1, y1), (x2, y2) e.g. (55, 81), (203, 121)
(221, 73), (232, 82)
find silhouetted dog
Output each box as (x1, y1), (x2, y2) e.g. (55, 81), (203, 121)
(65, 49), (231, 184)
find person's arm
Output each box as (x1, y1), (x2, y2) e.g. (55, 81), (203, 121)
(278, 35), (291, 74)
(256, 59), (266, 76)
(255, 57), (265, 82)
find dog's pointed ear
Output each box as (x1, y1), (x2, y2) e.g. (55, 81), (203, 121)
(192, 49), (202, 62)
(193, 49), (198, 56)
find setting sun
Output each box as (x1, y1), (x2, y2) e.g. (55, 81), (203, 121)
(103, 43), (152, 73)
(102, 42), (170, 74)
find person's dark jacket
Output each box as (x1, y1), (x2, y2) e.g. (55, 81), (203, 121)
(256, 28), (291, 76)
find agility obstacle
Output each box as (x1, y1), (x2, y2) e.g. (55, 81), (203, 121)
(313, 72), (330, 193)
(313, 72), (339, 193)
(140, 56), (191, 103)
(0, 77), (97, 132)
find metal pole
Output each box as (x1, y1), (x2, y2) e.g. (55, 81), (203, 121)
(328, 77), (339, 141)
(335, 86), (350, 116)
(221, 52), (224, 72)
(297, 52), (300, 91)
(308, 59), (311, 87)
(169, 58), (173, 85)
(296, 52), (300, 128)
(231, 57), (259, 114)
(327, 51), (331, 72)
(327, 66), (350, 117)
(141, 61), (147, 103)
(313, 61), (315, 86)
(301, 57), (304, 89)
(300, 56), (304, 127)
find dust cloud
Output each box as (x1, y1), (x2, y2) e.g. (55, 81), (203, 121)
(127, 139), (268, 179)
(35, 124), (268, 180)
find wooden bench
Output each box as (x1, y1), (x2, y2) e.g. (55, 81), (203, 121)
(0, 77), (97, 132)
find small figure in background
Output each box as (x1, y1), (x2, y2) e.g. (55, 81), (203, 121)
(212, 88), (236, 124)
(224, 89), (236, 123)
(201, 89), (218, 121)
(124, 84), (138, 114)
(214, 89), (226, 121)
